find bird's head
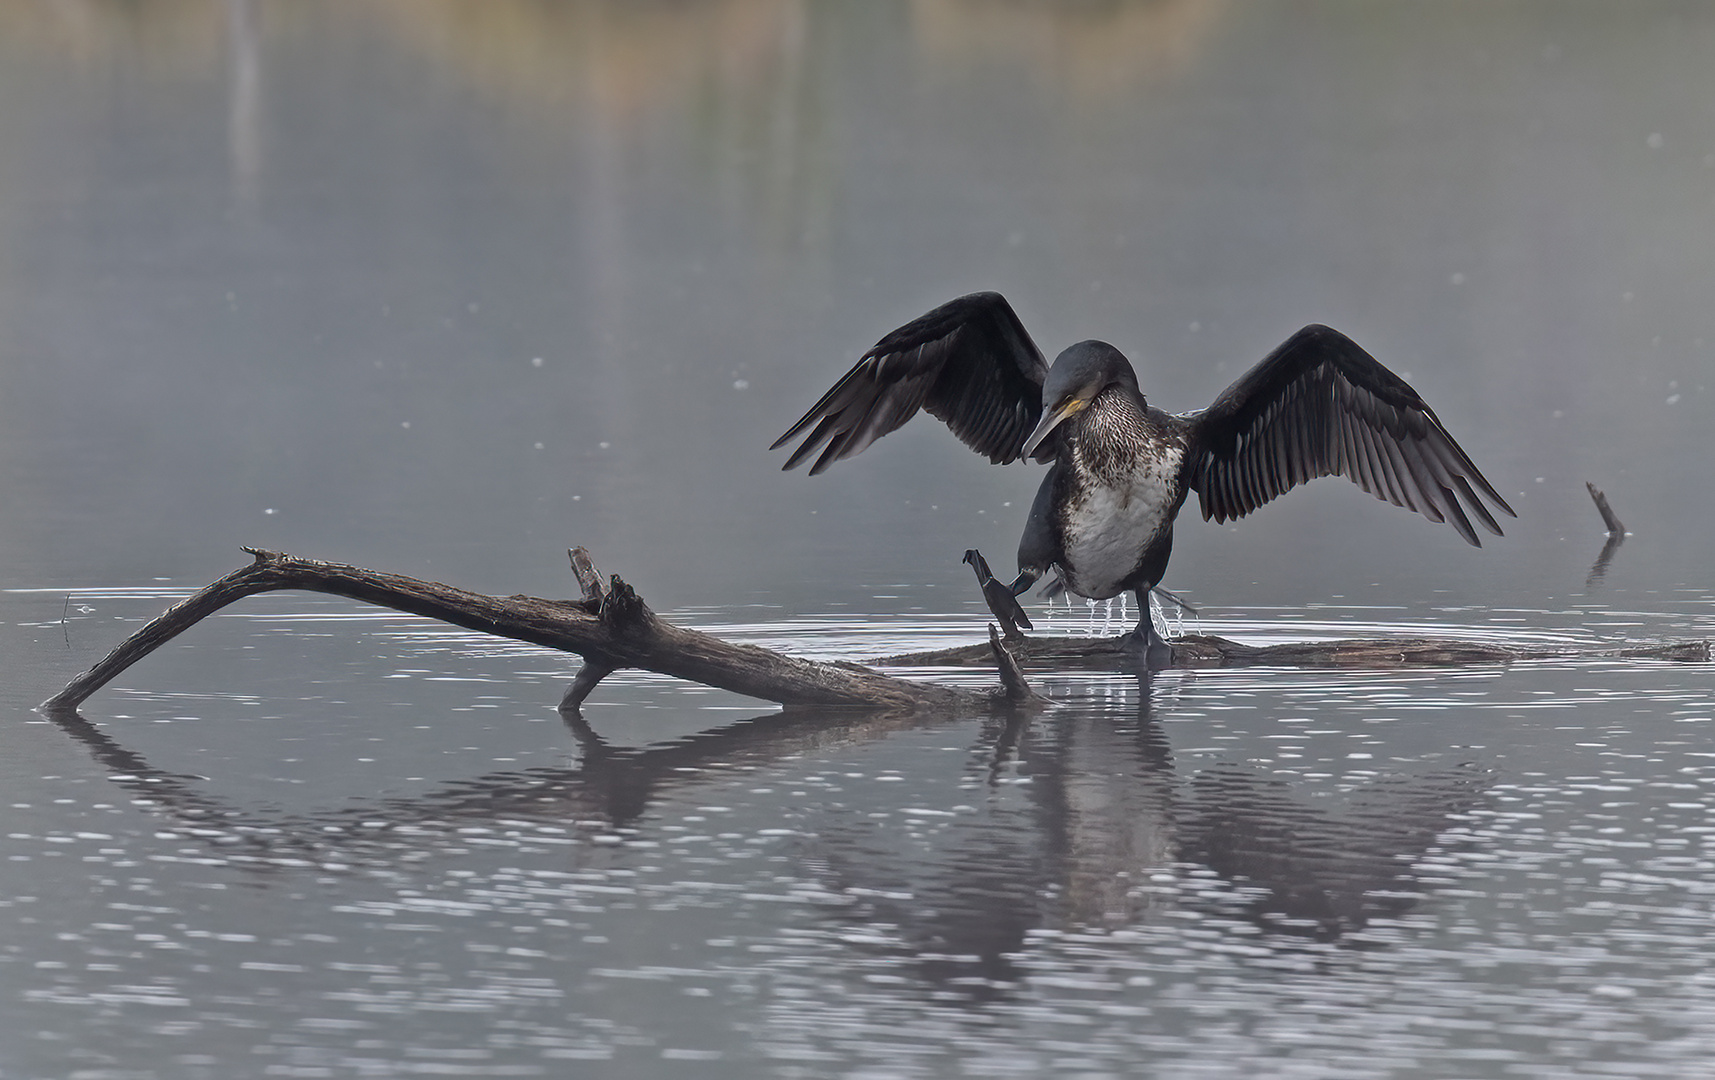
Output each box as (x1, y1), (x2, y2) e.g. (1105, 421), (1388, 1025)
(1021, 341), (1140, 458)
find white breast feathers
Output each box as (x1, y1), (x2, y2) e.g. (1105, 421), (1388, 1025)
(1060, 442), (1183, 600)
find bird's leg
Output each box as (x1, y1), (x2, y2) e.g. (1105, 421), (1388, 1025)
(965, 550), (1033, 639)
(1126, 596), (1162, 646)
(1128, 587), (1173, 667)
(1006, 568), (1040, 597)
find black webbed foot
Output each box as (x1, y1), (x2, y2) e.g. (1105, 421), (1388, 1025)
(964, 549), (1032, 639)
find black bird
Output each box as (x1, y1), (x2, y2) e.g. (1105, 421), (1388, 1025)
(772, 292), (1514, 652)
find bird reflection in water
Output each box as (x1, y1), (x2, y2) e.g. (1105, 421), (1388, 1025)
(800, 678), (1488, 994)
(1177, 762), (1489, 941)
(43, 686), (1488, 998)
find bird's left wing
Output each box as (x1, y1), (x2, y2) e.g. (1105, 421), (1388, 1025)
(1186, 325), (1515, 545)
(772, 292), (1051, 474)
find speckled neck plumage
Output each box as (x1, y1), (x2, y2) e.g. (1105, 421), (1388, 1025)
(1050, 387), (1192, 600)
(1070, 388), (1175, 487)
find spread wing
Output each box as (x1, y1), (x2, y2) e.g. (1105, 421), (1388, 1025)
(772, 292), (1051, 474)
(1187, 324), (1516, 545)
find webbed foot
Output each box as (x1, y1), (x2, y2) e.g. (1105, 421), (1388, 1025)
(964, 549), (1032, 639)
(1129, 589), (1175, 668)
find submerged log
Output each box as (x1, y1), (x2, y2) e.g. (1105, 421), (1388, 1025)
(41, 547), (1710, 716)
(881, 631), (1710, 668)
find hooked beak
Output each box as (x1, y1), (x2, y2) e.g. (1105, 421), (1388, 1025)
(1021, 397), (1088, 458)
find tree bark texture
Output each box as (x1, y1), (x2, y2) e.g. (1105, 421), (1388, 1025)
(41, 547), (1709, 715)
(43, 548), (985, 713)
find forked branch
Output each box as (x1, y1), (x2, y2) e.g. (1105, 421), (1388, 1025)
(42, 548), (1019, 714)
(41, 546), (1708, 716)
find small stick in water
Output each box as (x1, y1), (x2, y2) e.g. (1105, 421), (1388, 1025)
(1585, 481), (1627, 538)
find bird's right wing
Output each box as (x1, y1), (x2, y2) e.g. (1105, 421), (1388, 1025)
(772, 292), (1051, 474)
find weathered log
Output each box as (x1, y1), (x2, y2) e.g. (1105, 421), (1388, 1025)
(40, 547), (1711, 716)
(43, 548), (1004, 713)
(882, 631), (1710, 668)
(568, 546), (608, 604)
(558, 660), (617, 713)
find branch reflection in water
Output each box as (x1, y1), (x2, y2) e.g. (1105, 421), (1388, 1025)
(41, 678), (1488, 998)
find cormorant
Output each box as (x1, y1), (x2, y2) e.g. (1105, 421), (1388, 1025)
(772, 292), (1514, 652)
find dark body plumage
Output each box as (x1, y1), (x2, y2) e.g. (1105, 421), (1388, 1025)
(773, 292), (1514, 647)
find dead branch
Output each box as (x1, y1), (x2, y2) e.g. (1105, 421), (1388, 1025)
(41, 546), (1710, 716)
(43, 548), (1002, 714)
(1586, 481), (1627, 537)
(1584, 482), (1627, 589)
(988, 624), (1046, 703)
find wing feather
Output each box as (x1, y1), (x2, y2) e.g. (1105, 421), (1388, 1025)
(1188, 324), (1515, 546)
(1380, 437), (1411, 508)
(773, 292), (1050, 474)
(1362, 424), (1396, 505)
(1396, 441), (1449, 524)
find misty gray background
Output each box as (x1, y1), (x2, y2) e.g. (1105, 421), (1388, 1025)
(2, 3), (1714, 1079)
(0, 0), (1708, 620)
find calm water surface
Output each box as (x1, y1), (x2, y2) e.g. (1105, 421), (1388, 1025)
(3, 3), (1714, 1078)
